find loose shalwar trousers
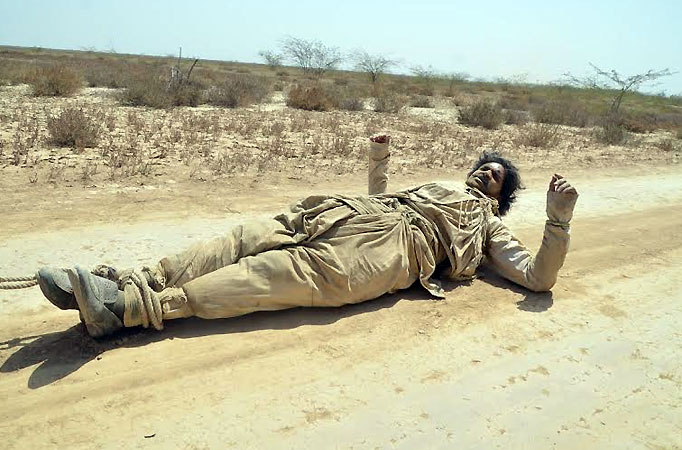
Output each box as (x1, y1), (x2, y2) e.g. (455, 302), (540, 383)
(154, 197), (436, 321)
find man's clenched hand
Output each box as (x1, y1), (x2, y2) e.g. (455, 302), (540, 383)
(546, 174), (578, 224)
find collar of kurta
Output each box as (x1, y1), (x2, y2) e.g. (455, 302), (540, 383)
(465, 187), (501, 217)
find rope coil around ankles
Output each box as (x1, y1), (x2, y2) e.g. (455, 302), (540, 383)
(119, 270), (164, 331)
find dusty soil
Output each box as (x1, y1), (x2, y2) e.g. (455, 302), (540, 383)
(1, 85), (681, 448)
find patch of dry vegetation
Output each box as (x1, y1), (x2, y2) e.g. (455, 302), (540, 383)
(459, 100), (503, 129)
(206, 75), (270, 108)
(286, 81), (336, 111)
(47, 107), (101, 148)
(27, 64), (82, 97)
(0, 45), (680, 190)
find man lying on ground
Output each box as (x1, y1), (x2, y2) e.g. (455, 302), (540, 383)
(37, 135), (578, 338)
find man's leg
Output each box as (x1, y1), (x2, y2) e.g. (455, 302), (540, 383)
(145, 211), (421, 322)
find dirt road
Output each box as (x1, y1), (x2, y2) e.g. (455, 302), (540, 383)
(1, 168), (681, 449)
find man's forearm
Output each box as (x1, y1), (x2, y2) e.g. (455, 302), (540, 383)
(368, 140), (390, 195)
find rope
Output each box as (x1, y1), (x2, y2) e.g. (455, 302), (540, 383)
(0, 275), (38, 290)
(121, 270), (164, 331)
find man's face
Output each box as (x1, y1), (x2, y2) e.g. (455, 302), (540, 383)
(465, 162), (506, 199)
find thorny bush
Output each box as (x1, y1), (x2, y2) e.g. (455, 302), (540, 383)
(47, 107), (100, 148)
(28, 64), (82, 97)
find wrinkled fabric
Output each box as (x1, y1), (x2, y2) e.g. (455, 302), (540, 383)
(147, 141), (572, 322)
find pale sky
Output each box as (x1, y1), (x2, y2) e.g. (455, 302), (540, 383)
(1, 0), (681, 94)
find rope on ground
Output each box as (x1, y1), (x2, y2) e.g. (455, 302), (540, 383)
(0, 275), (38, 290)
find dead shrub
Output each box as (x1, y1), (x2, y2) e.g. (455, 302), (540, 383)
(119, 75), (173, 108)
(206, 74), (270, 108)
(409, 95), (434, 108)
(655, 139), (676, 152)
(503, 109), (530, 125)
(373, 91), (407, 113)
(459, 100), (503, 129)
(48, 107), (100, 148)
(515, 123), (560, 148)
(331, 87), (364, 111)
(120, 73), (203, 108)
(620, 111), (682, 134)
(286, 82), (336, 111)
(28, 64), (82, 97)
(171, 82), (203, 107)
(499, 93), (533, 111)
(532, 100), (589, 127)
(597, 116), (626, 145)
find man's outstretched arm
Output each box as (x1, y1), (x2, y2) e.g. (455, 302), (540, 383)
(485, 174), (579, 292)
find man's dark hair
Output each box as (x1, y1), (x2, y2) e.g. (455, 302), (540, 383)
(468, 151), (524, 216)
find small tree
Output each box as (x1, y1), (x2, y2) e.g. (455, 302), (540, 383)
(281, 36), (343, 75)
(258, 50), (284, 69)
(353, 50), (397, 83)
(565, 63), (674, 116)
(565, 64), (675, 144)
(410, 65), (438, 95)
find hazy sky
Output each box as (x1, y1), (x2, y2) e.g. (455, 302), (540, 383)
(1, 0), (681, 94)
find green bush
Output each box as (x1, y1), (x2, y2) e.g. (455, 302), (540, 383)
(47, 107), (100, 148)
(28, 64), (82, 97)
(459, 100), (503, 129)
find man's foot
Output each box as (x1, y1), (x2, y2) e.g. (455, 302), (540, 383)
(37, 267), (78, 310)
(67, 266), (124, 338)
(37, 265), (121, 311)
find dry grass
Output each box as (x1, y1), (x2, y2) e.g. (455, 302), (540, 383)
(459, 100), (503, 129)
(286, 82), (336, 111)
(27, 64), (82, 97)
(515, 123), (561, 148)
(206, 74), (270, 108)
(409, 95), (434, 108)
(0, 46), (680, 190)
(373, 91), (407, 113)
(532, 100), (589, 128)
(597, 116), (627, 145)
(47, 107), (100, 148)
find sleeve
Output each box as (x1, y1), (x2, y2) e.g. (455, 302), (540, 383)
(368, 141), (390, 195)
(485, 191), (576, 292)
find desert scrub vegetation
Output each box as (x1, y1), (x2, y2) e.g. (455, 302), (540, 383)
(373, 90), (407, 113)
(286, 81), (336, 111)
(47, 106), (100, 148)
(515, 123), (561, 148)
(409, 95), (434, 108)
(119, 73), (203, 108)
(205, 74), (270, 108)
(459, 100), (503, 129)
(532, 99), (590, 127)
(28, 64), (82, 96)
(596, 116), (627, 145)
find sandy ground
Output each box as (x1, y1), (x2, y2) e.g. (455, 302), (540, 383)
(1, 165), (681, 449)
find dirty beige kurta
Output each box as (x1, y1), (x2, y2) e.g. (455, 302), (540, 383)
(156, 144), (571, 320)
